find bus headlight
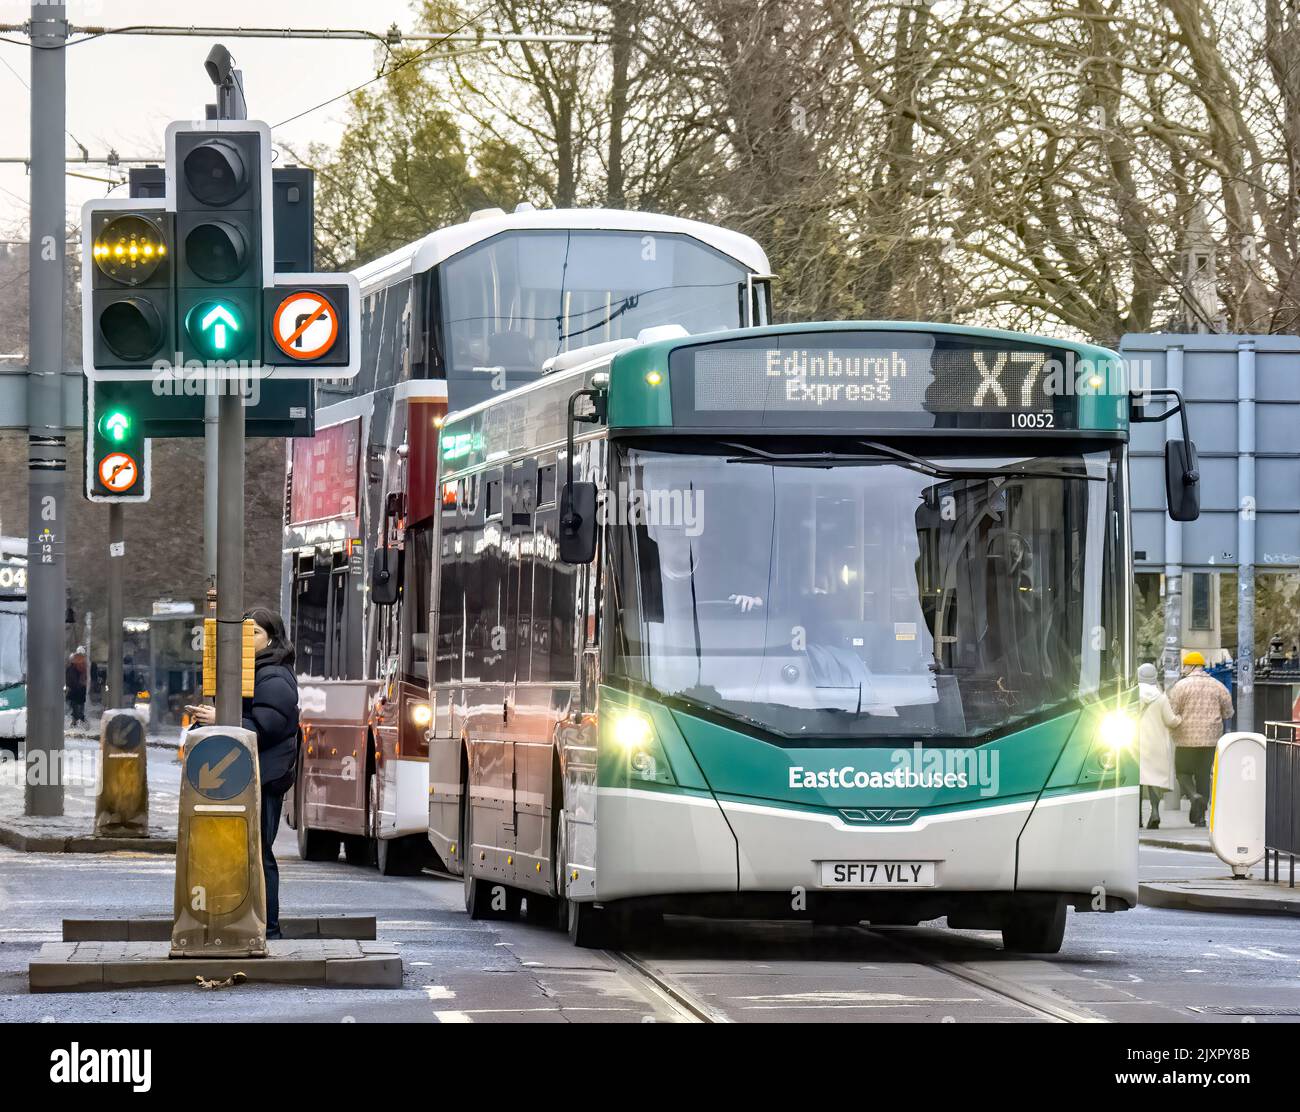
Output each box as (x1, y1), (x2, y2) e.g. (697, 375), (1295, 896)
(1097, 710), (1137, 754)
(409, 702), (433, 729)
(606, 708), (674, 785)
(612, 710), (653, 751)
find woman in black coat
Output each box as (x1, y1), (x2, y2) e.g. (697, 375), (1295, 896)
(189, 607), (299, 940)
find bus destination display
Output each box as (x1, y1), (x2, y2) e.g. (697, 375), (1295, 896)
(672, 333), (1094, 429)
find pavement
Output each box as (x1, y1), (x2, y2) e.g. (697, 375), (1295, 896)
(1136, 795), (1300, 916)
(0, 731), (181, 854)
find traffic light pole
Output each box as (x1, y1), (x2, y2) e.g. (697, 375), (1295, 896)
(212, 51), (247, 728)
(24, 1), (68, 815)
(107, 505), (124, 710)
(215, 389), (245, 726)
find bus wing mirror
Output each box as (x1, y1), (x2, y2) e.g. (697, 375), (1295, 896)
(371, 548), (401, 606)
(1164, 439), (1201, 522)
(559, 481), (598, 564)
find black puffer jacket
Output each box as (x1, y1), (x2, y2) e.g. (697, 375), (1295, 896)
(242, 659), (299, 796)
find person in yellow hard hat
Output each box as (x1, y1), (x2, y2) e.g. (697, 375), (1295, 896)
(1167, 651), (1233, 826)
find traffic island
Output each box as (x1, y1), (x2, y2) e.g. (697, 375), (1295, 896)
(62, 915), (377, 942)
(0, 816), (176, 855)
(29, 938), (403, 992)
(1139, 875), (1300, 915)
(0, 735), (179, 854)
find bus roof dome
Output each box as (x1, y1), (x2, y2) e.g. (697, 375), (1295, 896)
(542, 337), (638, 375)
(635, 324), (689, 344)
(351, 208), (772, 297)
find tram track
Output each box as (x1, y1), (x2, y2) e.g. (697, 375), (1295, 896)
(608, 951), (730, 1023)
(854, 926), (1104, 1023)
(609, 924), (1104, 1024)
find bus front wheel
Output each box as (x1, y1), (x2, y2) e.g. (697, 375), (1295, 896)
(377, 835), (422, 876)
(567, 899), (610, 948)
(297, 819), (341, 863)
(1001, 897), (1067, 954)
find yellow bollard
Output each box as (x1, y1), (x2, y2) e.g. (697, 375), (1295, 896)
(95, 709), (148, 837)
(170, 726), (267, 959)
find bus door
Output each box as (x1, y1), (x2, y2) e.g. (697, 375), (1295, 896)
(506, 458), (548, 874)
(469, 468), (518, 878)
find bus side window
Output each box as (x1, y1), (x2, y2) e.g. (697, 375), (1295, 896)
(402, 522), (433, 684)
(538, 462), (557, 507)
(436, 521), (463, 684)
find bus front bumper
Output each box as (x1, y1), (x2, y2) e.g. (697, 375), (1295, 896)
(591, 785), (1138, 909)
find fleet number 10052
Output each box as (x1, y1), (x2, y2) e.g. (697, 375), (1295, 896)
(1011, 412), (1055, 428)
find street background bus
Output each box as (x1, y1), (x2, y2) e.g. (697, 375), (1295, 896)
(0, 536), (27, 756)
(284, 205), (772, 874)
(428, 321), (1199, 950)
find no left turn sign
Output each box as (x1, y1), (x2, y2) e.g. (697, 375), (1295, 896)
(272, 290), (339, 360)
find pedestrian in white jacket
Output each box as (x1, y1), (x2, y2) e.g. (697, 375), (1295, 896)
(1137, 662), (1180, 829)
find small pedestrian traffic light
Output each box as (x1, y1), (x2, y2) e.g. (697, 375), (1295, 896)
(85, 379), (150, 503)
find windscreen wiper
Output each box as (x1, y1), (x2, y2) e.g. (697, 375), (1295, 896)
(856, 441), (1096, 482)
(720, 441), (942, 473)
(719, 441), (1095, 482)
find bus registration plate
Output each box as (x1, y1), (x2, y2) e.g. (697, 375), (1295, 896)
(819, 861), (935, 888)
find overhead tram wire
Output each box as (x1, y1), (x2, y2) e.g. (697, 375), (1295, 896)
(271, 5), (510, 131)
(0, 22), (597, 49)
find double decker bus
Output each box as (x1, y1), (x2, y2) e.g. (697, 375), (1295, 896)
(284, 206), (772, 874)
(428, 320), (1200, 950)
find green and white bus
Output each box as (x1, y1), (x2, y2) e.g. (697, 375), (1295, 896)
(427, 321), (1199, 952)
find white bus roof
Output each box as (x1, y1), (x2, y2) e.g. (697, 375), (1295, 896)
(351, 207), (772, 297)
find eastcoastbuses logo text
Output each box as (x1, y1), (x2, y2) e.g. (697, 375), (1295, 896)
(789, 766), (967, 790)
(788, 744), (1000, 797)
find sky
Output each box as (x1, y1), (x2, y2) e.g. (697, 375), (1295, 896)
(0, 0), (420, 234)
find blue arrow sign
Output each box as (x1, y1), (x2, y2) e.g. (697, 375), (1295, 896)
(185, 734), (254, 801)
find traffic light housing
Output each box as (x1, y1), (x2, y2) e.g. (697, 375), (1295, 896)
(171, 123), (271, 366)
(85, 377), (151, 502)
(82, 119), (356, 384)
(84, 201), (174, 371)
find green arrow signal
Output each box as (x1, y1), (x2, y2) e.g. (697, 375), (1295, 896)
(200, 303), (240, 352)
(186, 300), (244, 356)
(97, 410), (131, 443)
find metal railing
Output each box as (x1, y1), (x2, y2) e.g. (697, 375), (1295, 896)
(1263, 721), (1300, 887)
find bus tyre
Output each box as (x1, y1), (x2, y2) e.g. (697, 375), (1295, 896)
(343, 835), (372, 867)
(297, 821), (341, 863)
(377, 835), (421, 877)
(567, 899), (616, 949)
(1001, 898), (1067, 954)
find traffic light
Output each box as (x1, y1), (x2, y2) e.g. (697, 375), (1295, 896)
(85, 377), (151, 502)
(81, 120), (356, 385)
(171, 123), (271, 366)
(84, 202), (174, 371)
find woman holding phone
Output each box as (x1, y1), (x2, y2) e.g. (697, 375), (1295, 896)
(188, 607), (299, 940)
